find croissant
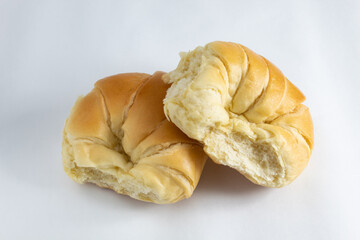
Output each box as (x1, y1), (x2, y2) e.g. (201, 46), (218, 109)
(163, 41), (314, 187)
(62, 72), (207, 203)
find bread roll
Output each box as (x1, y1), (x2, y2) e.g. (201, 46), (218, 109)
(62, 72), (207, 204)
(163, 41), (314, 187)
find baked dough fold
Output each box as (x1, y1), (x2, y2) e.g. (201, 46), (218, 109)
(164, 41), (313, 187)
(63, 72), (207, 203)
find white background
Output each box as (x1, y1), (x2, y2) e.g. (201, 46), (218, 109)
(1, 0), (359, 239)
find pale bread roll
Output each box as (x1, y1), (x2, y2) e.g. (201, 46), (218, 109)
(163, 41), (314, 187)
(62, 72), (207, 204)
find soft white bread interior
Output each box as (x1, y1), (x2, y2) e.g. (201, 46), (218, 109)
(62, 72), (207, 204)
(163, 41), (314, 187)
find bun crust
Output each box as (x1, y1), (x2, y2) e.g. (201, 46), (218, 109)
(62, 72), (207, 203)
(163, 41), (314, 187)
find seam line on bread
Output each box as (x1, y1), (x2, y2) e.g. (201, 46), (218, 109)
(242, 57), (270, 119)
(139, 142), (202, 161)
(120, 75), (152, 137)
(94, 87), (112, 132)
(230, 46), (250, 108)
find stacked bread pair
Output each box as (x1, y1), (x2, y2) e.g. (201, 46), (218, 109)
(62, 41), (314, 204)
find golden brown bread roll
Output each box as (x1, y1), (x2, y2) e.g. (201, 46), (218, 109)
(62, 72), (207, 204)
(163, 41), (314, 187)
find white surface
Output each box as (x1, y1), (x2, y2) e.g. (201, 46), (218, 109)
(1, 0), (359, 239)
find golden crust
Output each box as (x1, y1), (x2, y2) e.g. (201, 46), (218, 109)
(62, 72), (207, 204)
(122, 72), (170, 154)
(164, 41), (314, 187)
(95, 73), (150, 137)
